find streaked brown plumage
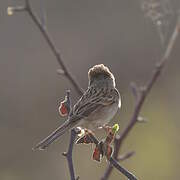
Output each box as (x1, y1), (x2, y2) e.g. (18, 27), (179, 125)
(33, 64), (121, 150)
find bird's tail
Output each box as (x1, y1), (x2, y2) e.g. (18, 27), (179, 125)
(33, 120), (74, 150)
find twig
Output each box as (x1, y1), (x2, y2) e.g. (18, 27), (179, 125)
(62, 129), (80, 180)
(9, 1), (83, 179)
(80, 130), (138, 179)
(101, 12), (180, 180)
(118, 151), (135, 161)
(60, 91), (80, 180)
(24, 0), (83, 96)
(61, 91), (80, 180)
(25, 0), (84, 174)
(109, 157), (137, 180)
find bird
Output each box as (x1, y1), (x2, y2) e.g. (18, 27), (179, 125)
(33, 64), (121, 150)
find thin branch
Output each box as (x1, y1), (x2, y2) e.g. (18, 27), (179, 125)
(62, 129), (80, 180)
(11, 1), (82, 179)
(109, 157), (137, 180)
(118, 151), (135, 161)
(24, 0), (83, 96)
(60, 91), (80, 180)
(80, 130), (138, 180)
(101, 13), (180, 180)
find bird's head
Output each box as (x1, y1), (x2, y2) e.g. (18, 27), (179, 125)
(88, 64), (115, 88)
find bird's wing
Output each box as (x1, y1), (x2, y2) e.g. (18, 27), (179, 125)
(72, 87), (119, 119)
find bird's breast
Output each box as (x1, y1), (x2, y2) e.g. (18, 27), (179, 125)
(81, 101), (119, 129)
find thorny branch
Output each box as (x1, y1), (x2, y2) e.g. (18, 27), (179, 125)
(101, 11), (180, 180)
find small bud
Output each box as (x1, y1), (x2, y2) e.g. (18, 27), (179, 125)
(62, 152), (67, 156)
(7, 7), (14, 16)
(77, 127), (85, 137)
(137, 116), (148, 123)
(157, 20), (162, 26)
(130, 82), (139, 99)
(76, 129), (96, 144)
(112, 124), (119, 134)
(57, 69), (65, 75)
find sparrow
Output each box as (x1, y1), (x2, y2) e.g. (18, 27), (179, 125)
(33, 64), (121, 150)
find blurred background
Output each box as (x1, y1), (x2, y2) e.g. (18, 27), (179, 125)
(1, 0), (180, 179)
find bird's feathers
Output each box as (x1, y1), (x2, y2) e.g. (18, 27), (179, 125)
(33, 64), (120, 150)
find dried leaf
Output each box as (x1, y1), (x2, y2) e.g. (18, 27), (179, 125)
(58, 91), (71, 117)
(105, 145), (113, 160)
(76, 134), (94, 144)
(59, 101), (68, 116)
(93, 146), (101, 162)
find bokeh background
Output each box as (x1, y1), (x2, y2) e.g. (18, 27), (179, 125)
(1, 0), (180, 179)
